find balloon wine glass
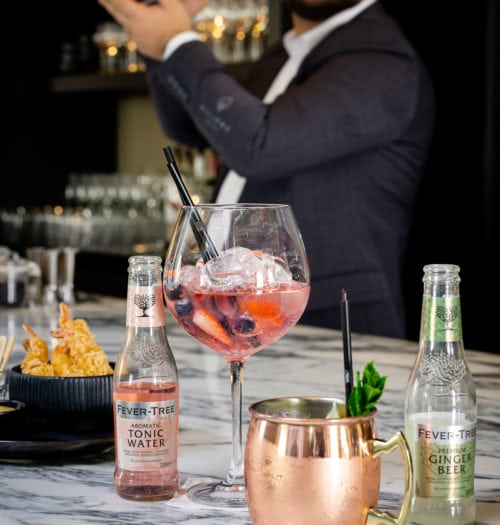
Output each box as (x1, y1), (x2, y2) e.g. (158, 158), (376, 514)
(163, 203), (310, 507)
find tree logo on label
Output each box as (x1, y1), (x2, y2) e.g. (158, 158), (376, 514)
(135, 294), (155, 317)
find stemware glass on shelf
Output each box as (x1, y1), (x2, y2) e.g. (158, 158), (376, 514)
(163, 203), (310, 507)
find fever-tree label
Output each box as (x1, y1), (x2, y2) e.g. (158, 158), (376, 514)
(413, 417), (476, 499)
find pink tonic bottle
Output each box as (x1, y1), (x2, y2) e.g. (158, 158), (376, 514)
(113, 255), (179, 501)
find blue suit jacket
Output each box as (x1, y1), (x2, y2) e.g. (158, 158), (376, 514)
(145, 1), (435, 337)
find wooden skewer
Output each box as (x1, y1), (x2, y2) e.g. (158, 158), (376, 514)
(0, 336), (6, 370)
(0, 335), (15, 373)
(5, 336), (16, 368)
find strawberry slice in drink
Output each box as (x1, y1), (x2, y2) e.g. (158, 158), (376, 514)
(193, 310), (232, 346)
(239, 296), (284, 331)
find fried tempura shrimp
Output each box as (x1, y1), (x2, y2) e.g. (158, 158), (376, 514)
(21, 323), (55, 376)
(49, 303), (113, 377)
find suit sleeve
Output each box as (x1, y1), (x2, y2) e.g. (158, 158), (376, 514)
(145, 40), (420, 181)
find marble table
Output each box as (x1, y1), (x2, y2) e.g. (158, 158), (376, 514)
(0, 296), (499, 524)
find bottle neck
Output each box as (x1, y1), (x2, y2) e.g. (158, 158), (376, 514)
(420, 265), (463, 344)
(422, 279), (460, 299)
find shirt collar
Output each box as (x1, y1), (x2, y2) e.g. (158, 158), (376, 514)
(283, 0), (378, 59)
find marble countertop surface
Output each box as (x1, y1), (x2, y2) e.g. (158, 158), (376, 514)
(0, 296), (499, 524)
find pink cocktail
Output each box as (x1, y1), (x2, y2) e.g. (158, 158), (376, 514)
(165, 270), (310, 361)
(163, 204), (310, 508)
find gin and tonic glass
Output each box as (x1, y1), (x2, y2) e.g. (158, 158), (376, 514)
(164, 203), (310, 507)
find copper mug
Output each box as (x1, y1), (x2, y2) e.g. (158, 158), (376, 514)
(245, 397), (412, 525)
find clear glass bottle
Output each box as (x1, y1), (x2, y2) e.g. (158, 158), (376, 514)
(405, 264), (476, 524)
(113, 255), (179, 501)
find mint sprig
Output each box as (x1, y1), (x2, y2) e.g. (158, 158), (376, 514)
(347, 360), (387, 416)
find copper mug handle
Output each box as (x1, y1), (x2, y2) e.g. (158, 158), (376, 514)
(367, 431), (413, 525)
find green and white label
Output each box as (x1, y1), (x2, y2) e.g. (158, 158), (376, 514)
(423, 296), (462, 342)
(413, 420), (476, 499)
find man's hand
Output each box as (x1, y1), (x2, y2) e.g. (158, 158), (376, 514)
(97, 0), (209, 60)
(181, 0), (210, 17)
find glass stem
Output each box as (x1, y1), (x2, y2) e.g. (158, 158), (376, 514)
(224, 359), (245, 485)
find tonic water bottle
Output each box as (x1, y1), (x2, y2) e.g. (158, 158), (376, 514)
(113, 255), (179, 501)
(405, 263), (476, 524)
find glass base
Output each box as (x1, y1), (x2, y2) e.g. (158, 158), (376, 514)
(187, 480), (247, 508)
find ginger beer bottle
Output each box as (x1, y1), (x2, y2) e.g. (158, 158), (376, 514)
(405, 264), (476, 524)
(113, 255), (179, 501)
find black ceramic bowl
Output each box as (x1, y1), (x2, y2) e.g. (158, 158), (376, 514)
(8, 365), (113, 433)
(0, 400), (27, 439)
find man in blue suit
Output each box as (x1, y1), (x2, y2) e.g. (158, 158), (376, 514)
(98, 0), (435, 338)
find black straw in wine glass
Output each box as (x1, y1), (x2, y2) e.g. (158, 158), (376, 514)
(163, 146), (219, 262)
(341, 288), (353, 415)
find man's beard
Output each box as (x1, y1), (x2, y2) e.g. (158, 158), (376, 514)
(282, 0), (361, 21)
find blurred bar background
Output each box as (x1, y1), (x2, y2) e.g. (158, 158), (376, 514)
(2, 1), (498, 352)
